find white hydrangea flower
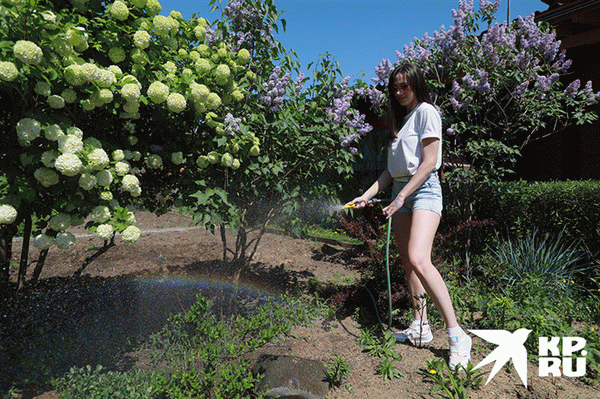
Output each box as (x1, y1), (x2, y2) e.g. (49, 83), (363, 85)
(195, 58), (211, 75)
(121, 225), (141, 243)
(121, 83), (140, 102)
(78, 173), (97, 190)
(112, 149), (125, 161)
(163, 61), (177, 74)
(96, 223), (114, 240)
(34, 81), (51, 96)
(81, 98), (95, 111)
(51, 37), (73, 57)
(33, 234), (54, 250)
(123, 101), (140, 114)
(96, 169), (113, 187)
(64, 64), (86, 86)
(14, 40), (43, 65)
(47, 95), (65, 109)
(66, 27), (88, 48)
(34, 167), (60, 187)
(88, 148), (110, 170)
(0, 61), (19, 82)
(110, 1), (129, 21)
(44, 124), (65, 141)
(237, 48), (250, 64)
(188, 83), (209, 103)
(133, 30), (151, 49)
(58, 135), (84, 154)
(100, 191), (113, 201)
(115, 161), (130, 174)
(54, 153), (82, 176)
(0, 204), (18, 224)
(67, 126), (84, 139)
(91, 205), (111, 223)
(147, 81), (169, 104)
(61, 89), (77, 104)
(107, 65), (122, 75)
(194, 25), (206, 41)
(130, 48), (148, 65)
(96, 69), (117, 88)
(122, 174), (140, 192)
(147, 154), (163, 169)
(16, 118), (42, 143)
(167, 93), (186, 113)
(145, 0), (162, 16)
(81, 63), (101, 82)
(214, 64), (231, 86)
(153, 15), (177, 36)
(206, 92), (222, 110)
(48, 213), (71, 231)
(40, 150), (59, 167)
(108, 47), (126, 63)
(55, 232), (76, 249)
(171, 152), (185, 165)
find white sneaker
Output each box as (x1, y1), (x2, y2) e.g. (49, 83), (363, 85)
(392, 320), (433, 346)
(449, 333), (472, 370)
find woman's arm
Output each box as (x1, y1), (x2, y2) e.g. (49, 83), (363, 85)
(382, 137), (439, 218)
(346, 168), (393, 209)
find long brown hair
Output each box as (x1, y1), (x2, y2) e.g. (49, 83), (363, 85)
(388, 63), (432, 141)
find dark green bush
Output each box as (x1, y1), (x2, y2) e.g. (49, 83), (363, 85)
(474, 180), (600, 258)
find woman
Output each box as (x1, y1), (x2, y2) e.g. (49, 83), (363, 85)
(346, 63), (471, 369)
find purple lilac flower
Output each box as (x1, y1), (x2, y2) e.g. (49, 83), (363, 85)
(373, 59), (393, 86)
(294, 72), (305, 95)
(564, 79), (581, 98)
(258, 66), (291, 111)
(446, 128), (456, 136)
(224, 113), (241, 136)
(514, 81), (529, 99)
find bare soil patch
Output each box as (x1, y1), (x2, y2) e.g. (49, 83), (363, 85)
(6, 211), (600, 399)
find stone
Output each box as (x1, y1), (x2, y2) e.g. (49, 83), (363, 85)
(252, 354), (330, 399)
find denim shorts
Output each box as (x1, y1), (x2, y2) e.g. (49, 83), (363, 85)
(391, 172), (443, 217)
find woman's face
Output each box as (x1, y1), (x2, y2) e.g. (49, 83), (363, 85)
(393, 72), (418, 112)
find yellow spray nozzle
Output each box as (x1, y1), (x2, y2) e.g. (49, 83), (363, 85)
(344, 204), (356, 209)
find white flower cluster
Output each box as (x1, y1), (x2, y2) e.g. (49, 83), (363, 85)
(133, 30), (151, 49)
(91, 205), (111, 223)
(121, 225), (141, 243)
(148, 81), (169, 104)
(0, 204), (18, 224)
(153, 15), (179, 37)
(167, 93), (186, 113)
(110, 1), (129, 21)
(96, 223), (114, 240)
(0, 61), (18, 81)
(122, 174), (141, 196)
(48, 213), (71, 231)
(13, 40), (43, 65)
(16, 118), (41, 146)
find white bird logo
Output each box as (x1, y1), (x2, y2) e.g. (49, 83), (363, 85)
(469, 328), (532, 387)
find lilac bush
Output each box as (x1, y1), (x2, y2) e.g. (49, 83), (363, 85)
(369, 0), (599, 183)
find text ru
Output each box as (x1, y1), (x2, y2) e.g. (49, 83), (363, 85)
(538, 337), (587, 377)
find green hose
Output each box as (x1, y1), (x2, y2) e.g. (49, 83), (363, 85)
(385, 217), (393, 330)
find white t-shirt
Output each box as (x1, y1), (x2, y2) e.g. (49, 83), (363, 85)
(387, 102), (442, 178)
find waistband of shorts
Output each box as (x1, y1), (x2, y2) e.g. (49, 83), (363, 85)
(393, 175), (412, 183)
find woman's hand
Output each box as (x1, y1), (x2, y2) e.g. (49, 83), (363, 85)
(345, 196), (370, 209)
(382, 196), (404, 218)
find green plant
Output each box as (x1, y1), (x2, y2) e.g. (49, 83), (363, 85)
(325, 355), (350, 388)
(490, 228), (589, 296)
(421, 358), (485, 399)
(357, 328), (403, 380)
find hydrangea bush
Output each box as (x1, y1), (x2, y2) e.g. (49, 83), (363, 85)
(0, 0), (369, 288)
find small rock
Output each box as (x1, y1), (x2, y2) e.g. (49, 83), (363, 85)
(252, 354), (330, 399)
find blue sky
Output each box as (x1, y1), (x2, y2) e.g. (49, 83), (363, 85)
(159, 0), (548, 83)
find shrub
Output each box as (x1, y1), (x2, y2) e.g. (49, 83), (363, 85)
(473, 180), (600, 258)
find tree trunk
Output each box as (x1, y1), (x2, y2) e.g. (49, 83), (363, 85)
(0, 224), (16, 298)
(17, 207), (32, 292)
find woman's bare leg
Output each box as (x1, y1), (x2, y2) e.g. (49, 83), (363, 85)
(392, 209), (458, 328)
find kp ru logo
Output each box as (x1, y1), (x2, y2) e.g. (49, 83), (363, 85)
(471, 329), (587, 386)
(539, 337), (587, 377)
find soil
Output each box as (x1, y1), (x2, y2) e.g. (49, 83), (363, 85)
(6, 211), (600, 399)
